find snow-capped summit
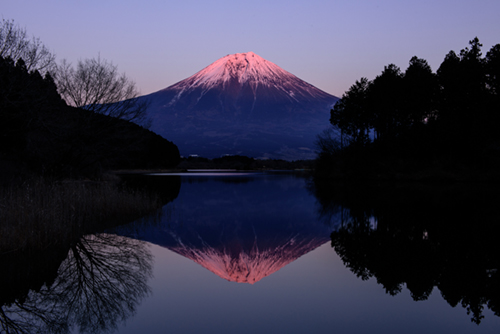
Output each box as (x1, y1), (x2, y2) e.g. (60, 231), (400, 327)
(173, 51), (288, 87)
(140, 52), (339, 160)
(164, 51), (333, 105)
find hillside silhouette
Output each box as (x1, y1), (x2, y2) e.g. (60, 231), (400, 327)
(0, 55), (180, 183)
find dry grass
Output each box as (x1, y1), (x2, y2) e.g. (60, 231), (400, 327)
(0, 178), (162, 253)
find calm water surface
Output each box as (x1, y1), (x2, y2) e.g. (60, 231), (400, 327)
(2, 172), (499, 333)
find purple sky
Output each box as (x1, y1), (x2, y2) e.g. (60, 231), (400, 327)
(2, 0), (500, 97)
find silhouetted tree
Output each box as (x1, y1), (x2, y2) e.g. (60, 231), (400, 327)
(485, 44), (500, 128)
(486, 44), (500, 95)
(0, 19), (56, 74)
(315, 127), (342, 159)
(0, 56), (65, 156)
(330, 77), (372, 146)
(437, 38), (488, 127)
(369, 64), (404, 139)
(403, 56), (438, 124)
(55, 56), (150, 126)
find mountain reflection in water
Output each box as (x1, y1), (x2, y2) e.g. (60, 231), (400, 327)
(2, 173), (499, 334)
(112, 173), (335, 284)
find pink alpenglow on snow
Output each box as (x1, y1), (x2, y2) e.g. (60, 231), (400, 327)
(165, 52), (334, 103)
(139, 52), (339, 160)
(167, 236), (328, 284)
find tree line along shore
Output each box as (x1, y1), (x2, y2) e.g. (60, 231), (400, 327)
(316, 38), (500, 183)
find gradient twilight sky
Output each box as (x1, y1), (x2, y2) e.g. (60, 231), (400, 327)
(2, 0), (500, 97)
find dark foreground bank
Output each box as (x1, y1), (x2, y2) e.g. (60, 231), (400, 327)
(0, 176), (173, 253)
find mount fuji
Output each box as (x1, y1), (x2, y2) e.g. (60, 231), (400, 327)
(140, 52), (338, 160)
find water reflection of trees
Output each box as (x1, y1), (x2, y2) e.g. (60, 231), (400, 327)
(312, 181), (500, 324)
(0, 234), (152, 334)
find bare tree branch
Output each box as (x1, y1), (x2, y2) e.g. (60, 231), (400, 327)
(54, 56), (151, 127)
(0, 19), (56, 74)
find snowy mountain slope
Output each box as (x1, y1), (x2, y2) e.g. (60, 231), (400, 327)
(140, 52), (338, 159)
(163, 52), (333, 104)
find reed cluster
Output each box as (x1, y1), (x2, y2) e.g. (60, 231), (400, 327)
(0, 178), (162, 253)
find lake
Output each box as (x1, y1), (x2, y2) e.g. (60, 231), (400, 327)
(1, 172), (499, 334)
